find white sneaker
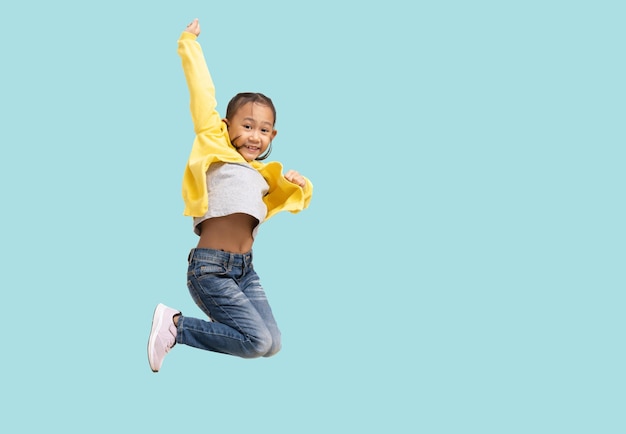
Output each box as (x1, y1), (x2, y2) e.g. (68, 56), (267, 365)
(147, 303), (180, 372)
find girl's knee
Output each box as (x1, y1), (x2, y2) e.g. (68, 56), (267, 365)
(263, 331), (281, 358)
(245, 335), (281, 358)
(242, 331), (273, 359)
(263, 341), (281, 358)
(241, 326), (281, 358)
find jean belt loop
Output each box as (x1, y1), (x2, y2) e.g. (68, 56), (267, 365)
(188, 249), (194, 264)
(227, 253), (233, 270)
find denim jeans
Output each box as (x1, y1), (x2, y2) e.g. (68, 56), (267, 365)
(177, 248), (281, 358)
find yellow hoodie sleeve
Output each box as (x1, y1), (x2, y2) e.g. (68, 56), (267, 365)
(252, 161), (314, 221)
(177, 32), (222, 135)
(178, 32), (245, 216)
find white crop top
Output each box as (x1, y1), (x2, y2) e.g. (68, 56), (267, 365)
(193, 162), (269, 237)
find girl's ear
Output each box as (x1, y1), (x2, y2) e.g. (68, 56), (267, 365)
(222, 118), (229, 127)
(271, 129), (278, 140)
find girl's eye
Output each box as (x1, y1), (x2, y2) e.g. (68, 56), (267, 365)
(243, 125), (252, 130)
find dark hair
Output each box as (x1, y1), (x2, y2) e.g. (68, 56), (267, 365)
(225, 92), (276, 160)
(226, 92), (276, 125)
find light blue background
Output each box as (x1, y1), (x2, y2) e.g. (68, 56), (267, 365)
(1, 1), (624, 432)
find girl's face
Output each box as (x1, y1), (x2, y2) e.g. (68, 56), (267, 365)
(225, 102), (277, 162)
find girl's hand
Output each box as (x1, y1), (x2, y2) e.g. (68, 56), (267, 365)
(284, 170), (306, 188)
(185, 18), (201, 36)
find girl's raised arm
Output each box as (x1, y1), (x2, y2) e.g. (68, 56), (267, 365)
(178, 19), (222, 135)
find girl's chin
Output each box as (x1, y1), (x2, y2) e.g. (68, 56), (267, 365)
(238, 150), (259, 161)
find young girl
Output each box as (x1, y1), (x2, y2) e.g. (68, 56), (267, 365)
(148, 19), (313, 372)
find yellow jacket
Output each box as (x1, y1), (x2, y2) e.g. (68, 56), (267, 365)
(178, 32), (313, 219)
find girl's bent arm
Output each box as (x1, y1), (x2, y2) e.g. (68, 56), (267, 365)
(178, 32), (222, 135)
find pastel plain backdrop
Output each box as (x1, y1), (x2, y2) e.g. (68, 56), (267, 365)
(0, 1), (624, 433)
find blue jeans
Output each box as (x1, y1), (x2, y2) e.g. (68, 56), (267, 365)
(177, 248), (281, 358)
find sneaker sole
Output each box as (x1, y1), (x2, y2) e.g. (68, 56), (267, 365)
(147, 303), (167, 372)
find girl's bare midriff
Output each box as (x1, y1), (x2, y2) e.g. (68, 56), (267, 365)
(196, 213), (258, 253)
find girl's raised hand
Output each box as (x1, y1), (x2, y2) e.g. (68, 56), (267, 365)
(185, 18), (201, 36)
(284, 170), (306, 188)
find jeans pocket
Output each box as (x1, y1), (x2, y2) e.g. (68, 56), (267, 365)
(190, 258), (230, 281)
(199, 263), (227, 275)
